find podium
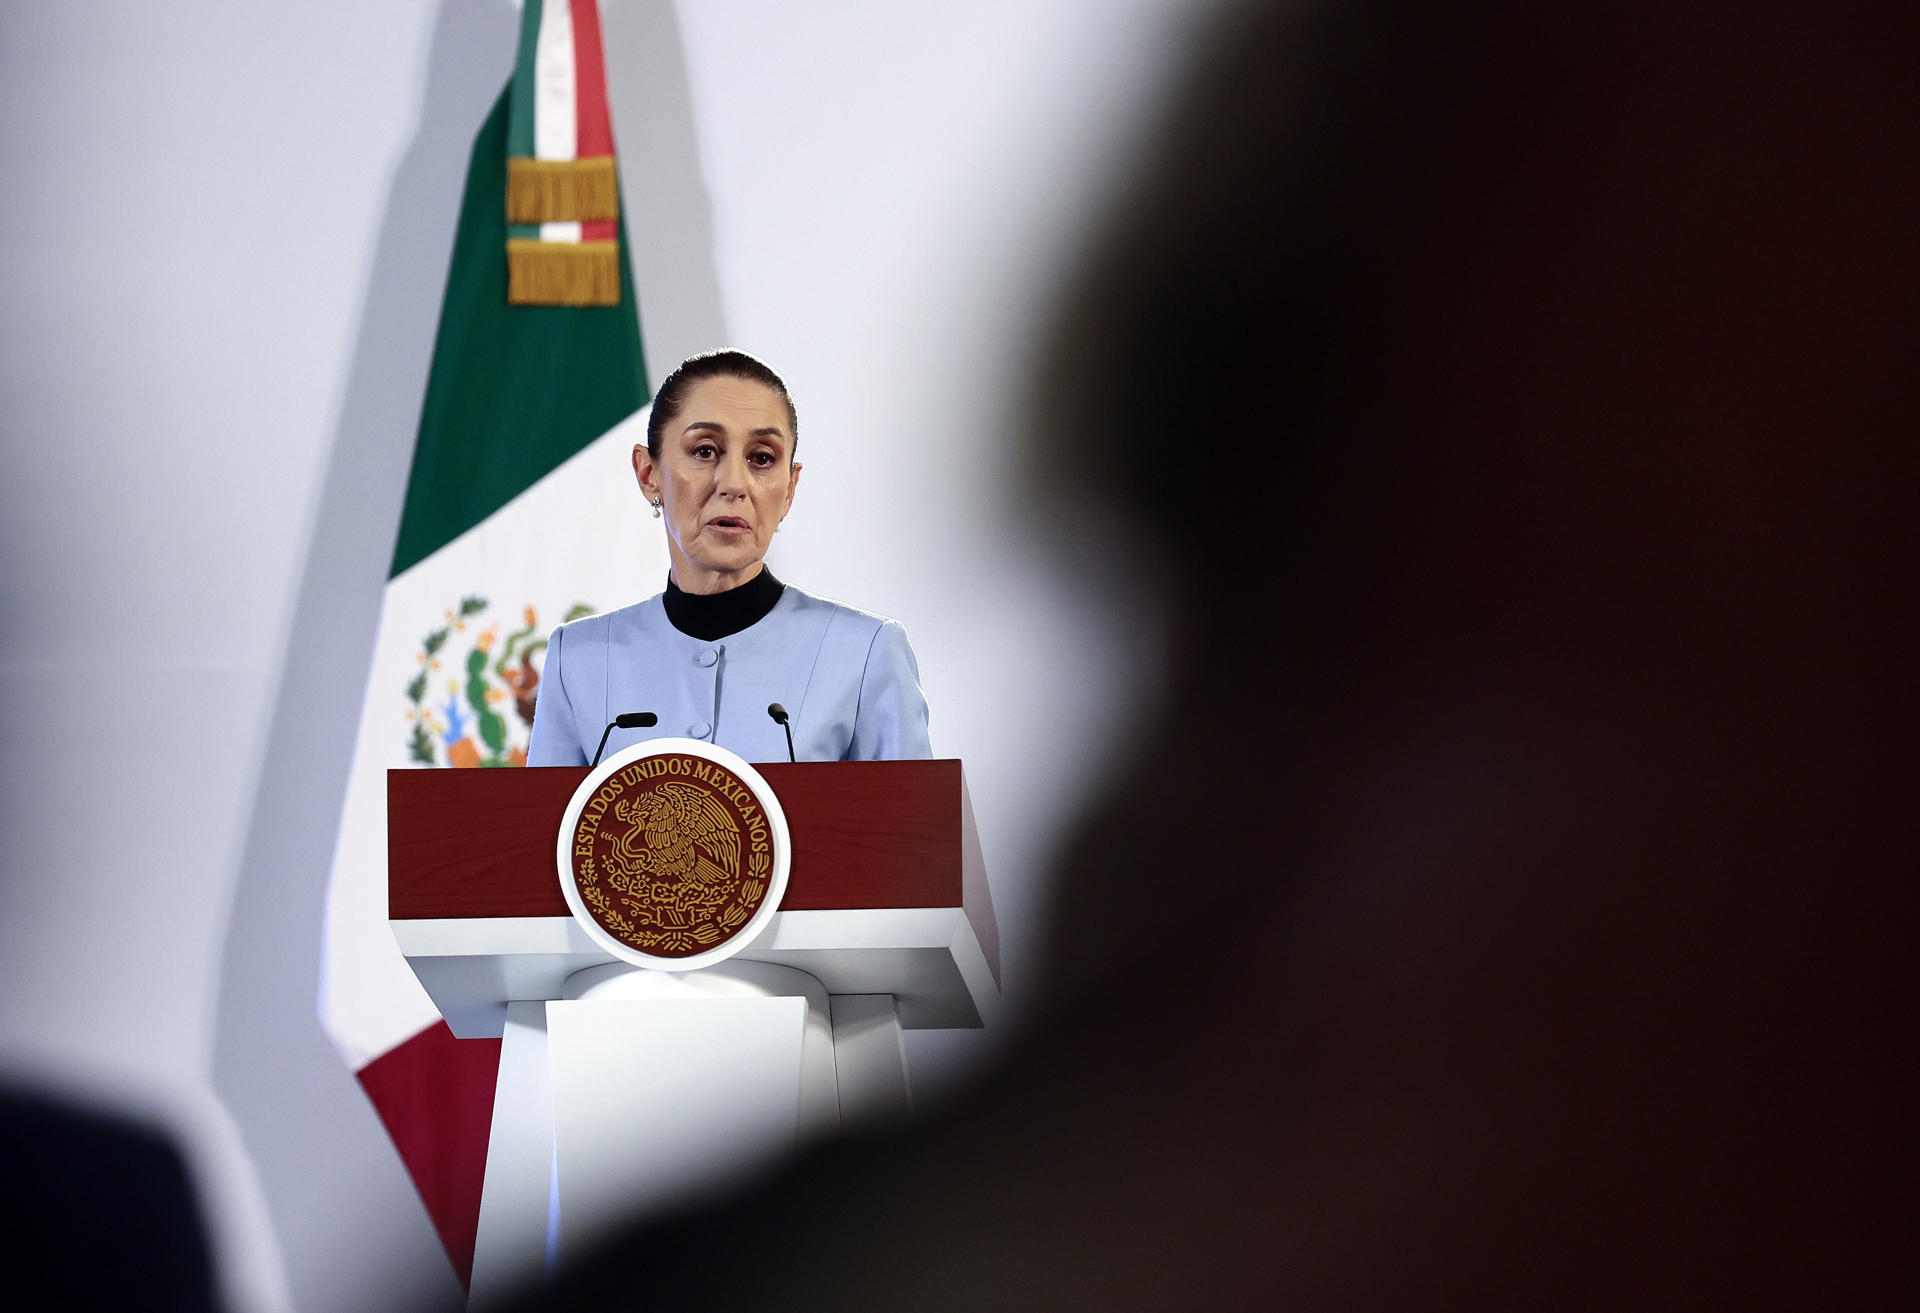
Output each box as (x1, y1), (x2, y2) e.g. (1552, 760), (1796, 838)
(388, 759), (999, 1304)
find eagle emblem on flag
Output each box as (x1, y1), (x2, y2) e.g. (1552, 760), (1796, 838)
(403, 597), (595, 768)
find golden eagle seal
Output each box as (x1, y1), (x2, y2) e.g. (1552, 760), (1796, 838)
(603, 782), (743, 919)
(564, 750), (781, 961)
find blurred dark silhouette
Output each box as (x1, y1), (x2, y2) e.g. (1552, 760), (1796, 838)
(0, 1086), (219, 1312)
(509, 0), (1916, 1307)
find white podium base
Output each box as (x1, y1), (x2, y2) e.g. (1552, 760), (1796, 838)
(468, 962), (909, 1309)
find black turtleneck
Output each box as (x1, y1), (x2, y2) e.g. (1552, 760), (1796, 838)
(662, 567), (786, 641)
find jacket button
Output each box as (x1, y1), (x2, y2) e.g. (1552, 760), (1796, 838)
(693, 648), (718, 667)
(688, 721), (712, 739)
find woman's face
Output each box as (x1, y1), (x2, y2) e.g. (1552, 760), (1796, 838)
(633, 375), (801, 594)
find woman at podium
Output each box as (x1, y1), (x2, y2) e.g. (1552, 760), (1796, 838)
(527, 349), (932, 767)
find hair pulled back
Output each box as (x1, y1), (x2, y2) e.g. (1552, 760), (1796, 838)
(644, 349), (798, 459)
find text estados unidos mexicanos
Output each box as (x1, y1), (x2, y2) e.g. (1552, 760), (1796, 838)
(572, 756), (770, 858)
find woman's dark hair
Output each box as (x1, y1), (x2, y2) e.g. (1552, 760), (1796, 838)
(644, 349), (799, 459)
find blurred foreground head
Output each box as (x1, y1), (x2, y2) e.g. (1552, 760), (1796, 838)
(526, 1), (1916, 1307)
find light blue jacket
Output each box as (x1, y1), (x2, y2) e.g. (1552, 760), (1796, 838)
(527, 584), (932, 767)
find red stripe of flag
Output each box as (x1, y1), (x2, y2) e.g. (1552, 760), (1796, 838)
(356, 1023), (503, 1289)
(572, 0), (618, 243)
(571, 0), (613, 158)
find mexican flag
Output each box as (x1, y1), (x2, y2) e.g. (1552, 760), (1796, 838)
(323, 0), (662, 1285)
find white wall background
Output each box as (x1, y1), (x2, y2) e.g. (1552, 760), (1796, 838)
(0, 2), (1196, 1309)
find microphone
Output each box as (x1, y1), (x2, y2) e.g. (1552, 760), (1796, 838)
(590, 711), (658, 767)
(767, 703), (796, 763)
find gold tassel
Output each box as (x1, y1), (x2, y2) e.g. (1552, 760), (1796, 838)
(506, 157), (620, 224)
(507, 239), (621, 306)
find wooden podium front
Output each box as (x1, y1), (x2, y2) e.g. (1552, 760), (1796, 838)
(388, 759), (999, 1304)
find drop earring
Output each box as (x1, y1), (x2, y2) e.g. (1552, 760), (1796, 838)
(650, 499), (663, 519)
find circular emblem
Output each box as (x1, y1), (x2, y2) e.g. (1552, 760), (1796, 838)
(555, 738), (790, 971)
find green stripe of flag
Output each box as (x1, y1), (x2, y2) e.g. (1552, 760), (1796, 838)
(507, 0), (544, 159)
(390, 85), (648, 578)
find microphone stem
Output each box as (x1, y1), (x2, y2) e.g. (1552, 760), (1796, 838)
(782, 722), (796, 763)
(590, 722), (617, 768)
